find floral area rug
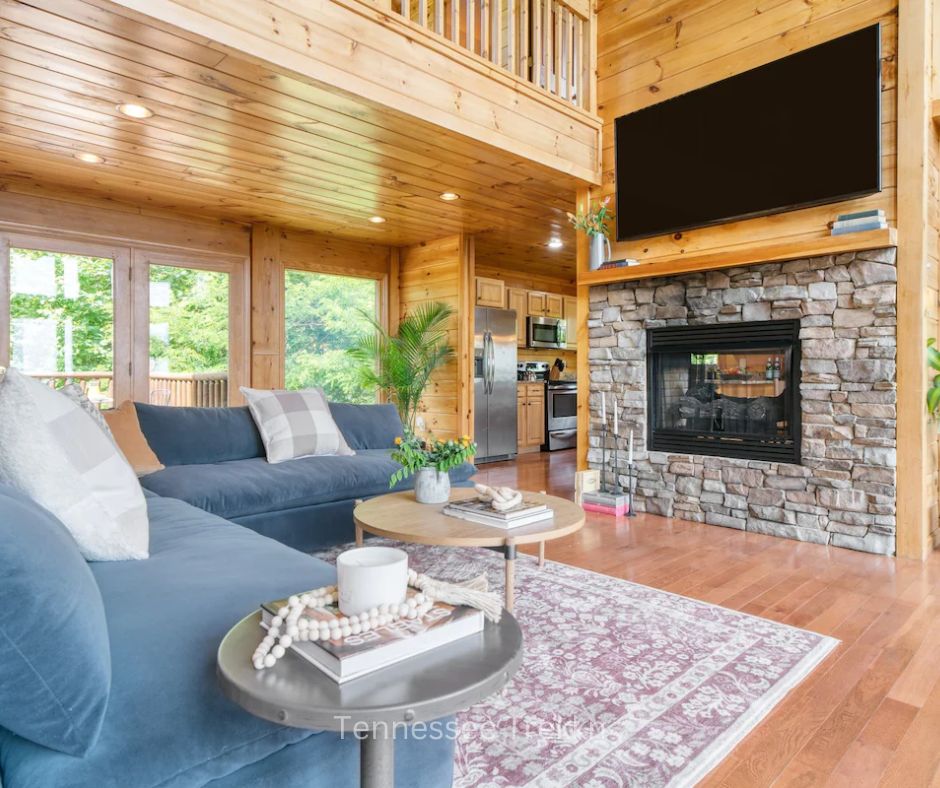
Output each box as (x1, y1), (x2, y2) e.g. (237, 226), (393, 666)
(315, 542), (838, 787)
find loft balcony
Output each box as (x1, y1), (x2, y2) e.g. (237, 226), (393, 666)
(104, 0), (602, 185)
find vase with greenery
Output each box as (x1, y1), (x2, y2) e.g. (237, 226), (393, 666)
(927, 339), (940, 420)
(347, 302), (454, 434)
(567, 196), (613, 270)
(389, 435), (477, 503)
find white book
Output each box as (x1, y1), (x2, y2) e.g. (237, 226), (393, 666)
(832, 215), (888, 229)
(442, 506), (554, 528)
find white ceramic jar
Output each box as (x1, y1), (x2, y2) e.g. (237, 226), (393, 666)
(336, 546), (409, 616)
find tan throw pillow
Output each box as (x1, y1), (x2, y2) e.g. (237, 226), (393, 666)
(103, 401), (165, 477)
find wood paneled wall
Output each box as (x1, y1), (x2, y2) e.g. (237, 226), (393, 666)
(399, 234), (474, 439)
(596, 0), (898, 263)
(248, 224), (395, 389)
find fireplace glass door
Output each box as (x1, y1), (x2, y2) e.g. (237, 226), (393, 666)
(647, 320), (801, 463)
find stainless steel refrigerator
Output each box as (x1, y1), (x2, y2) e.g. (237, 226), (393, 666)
(474, 306), (518, 463)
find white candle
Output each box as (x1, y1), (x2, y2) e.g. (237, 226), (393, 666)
(629, 430), (634, 464)
(337, 546), (408, 616)
(613, 398), (619, 435)
(600, 393), (606, 422)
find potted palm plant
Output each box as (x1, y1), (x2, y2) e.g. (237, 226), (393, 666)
(347, 301), (454, 435)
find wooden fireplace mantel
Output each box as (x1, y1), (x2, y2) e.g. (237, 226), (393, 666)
(578, 227), (898, 286)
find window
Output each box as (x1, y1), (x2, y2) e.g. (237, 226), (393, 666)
(148, 264), (230, 407)
(7, 246), (123, 407)
(284, 270), (378, 404)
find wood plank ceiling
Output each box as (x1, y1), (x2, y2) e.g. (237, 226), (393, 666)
(0, 0), (581, 278)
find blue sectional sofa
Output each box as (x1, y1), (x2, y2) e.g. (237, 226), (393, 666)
(0, 403), (474, 787)
(135, 402), (476, 552)
(0, 486), (455, 788)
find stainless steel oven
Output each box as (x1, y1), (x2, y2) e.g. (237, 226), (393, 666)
(526, 316), (567, 349)
(545, 381), (577, 451)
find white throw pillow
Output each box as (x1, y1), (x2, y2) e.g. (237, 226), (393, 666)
(240, 386), (355, 464)
(0, 368), (149, 561)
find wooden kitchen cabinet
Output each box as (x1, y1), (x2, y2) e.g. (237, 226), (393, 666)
(507, 287), (527, 347)
(475, 276), (506, 307)
(527, 291), (564, 318)
(544, 293), (564, 318)
(563, 296), (577, 349)
(517, 383), (545, 452)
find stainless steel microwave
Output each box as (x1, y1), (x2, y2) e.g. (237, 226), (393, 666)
(527, 316), (566, 349)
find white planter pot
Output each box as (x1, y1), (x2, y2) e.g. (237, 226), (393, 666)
(336, 546), (408, 616)
(414, 467), (451, 504)
(589, 234), (612, 270)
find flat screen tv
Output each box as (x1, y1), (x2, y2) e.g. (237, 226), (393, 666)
(614, 25), (882, 242)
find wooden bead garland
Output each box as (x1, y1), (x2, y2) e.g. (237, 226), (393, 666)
(252, 570), (435, 671)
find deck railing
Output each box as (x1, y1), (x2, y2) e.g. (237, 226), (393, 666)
(391, 0), (594, 110)
(30, 371), (229, 408)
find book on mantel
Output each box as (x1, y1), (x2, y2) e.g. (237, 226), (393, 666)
(442, 496), (554, 528)
(260, 590), (483, 683)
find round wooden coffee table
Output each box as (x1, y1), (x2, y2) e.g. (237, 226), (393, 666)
(353, 489), (584, 612)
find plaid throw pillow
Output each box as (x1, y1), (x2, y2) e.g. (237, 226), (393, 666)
(240, 386), (355, 464)
(0, 368), (149, 561)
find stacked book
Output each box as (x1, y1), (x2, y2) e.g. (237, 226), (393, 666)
(581, 491), (629, 516)
(442, 497), (553, 528)
(830, 209), (887, 236)
(260, 590), (483, 683)
(597, 258), (638, 271)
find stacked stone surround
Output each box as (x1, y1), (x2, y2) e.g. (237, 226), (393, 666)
(588, 248), (898, 556)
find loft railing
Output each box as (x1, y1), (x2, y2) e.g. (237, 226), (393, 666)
(29, 371), (229, 408)
(390, 0), (594, 110)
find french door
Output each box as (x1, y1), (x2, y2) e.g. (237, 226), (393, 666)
(0, 234), (132, 405)
(1, 234), (247, 408)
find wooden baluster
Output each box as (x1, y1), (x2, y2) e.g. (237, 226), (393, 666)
(402, 0), (411, 21)
(480, 0), (489, 60)
(553, 2), (562, 96)
(506, 0), (515, 72)
(491, 0), (501, 65)
(562, 8), (571, 100)
(434, 0), (443, 33)
(449, 0), (458, 41)
(532, 0), (542, 88)
(418, 0), (427, 27)
(466, 0), (475, 52)
(568, 12), (577, 104)
(518, 0), (528, 79)
(573, 15), (582, 106)
(542, 0), (552, 91)
(582, 13), (593, 111)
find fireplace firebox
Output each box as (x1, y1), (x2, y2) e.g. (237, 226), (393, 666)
(647, 320), (801, 463)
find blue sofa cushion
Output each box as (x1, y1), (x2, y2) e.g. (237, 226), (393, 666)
(140, 450), (476, 521)
(0, 484), (110, 756)
(0, 494), (342, 788)
(329, 402), (404, 450)
(135, 403), (264, 467)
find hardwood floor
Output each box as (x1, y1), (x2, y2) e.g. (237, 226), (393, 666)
(473, 449), (940, 787)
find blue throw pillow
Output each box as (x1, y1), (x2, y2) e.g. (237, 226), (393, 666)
(0, 484), (111, 755)
(328, 402), (405, 450)
(135, 403), (265, 466)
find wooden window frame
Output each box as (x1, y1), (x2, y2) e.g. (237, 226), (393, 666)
(132, 249), (250, 406)
(0, 232), (134, 404)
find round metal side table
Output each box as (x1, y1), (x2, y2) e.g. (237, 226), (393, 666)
(218, 610), (523, 788)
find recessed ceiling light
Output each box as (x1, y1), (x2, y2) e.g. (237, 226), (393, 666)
(547, 237), (563, 249)
(368, 216), (386, 224)
(74, 152), (104, 164)
(116, 102), (154, 119)
(439, 192), (460, 201)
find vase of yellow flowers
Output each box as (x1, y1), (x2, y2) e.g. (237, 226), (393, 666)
(567, 196), (613, 270)
(390, 434), (477, 504)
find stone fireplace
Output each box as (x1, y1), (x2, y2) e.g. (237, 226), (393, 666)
(588, 249), (897, 555)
